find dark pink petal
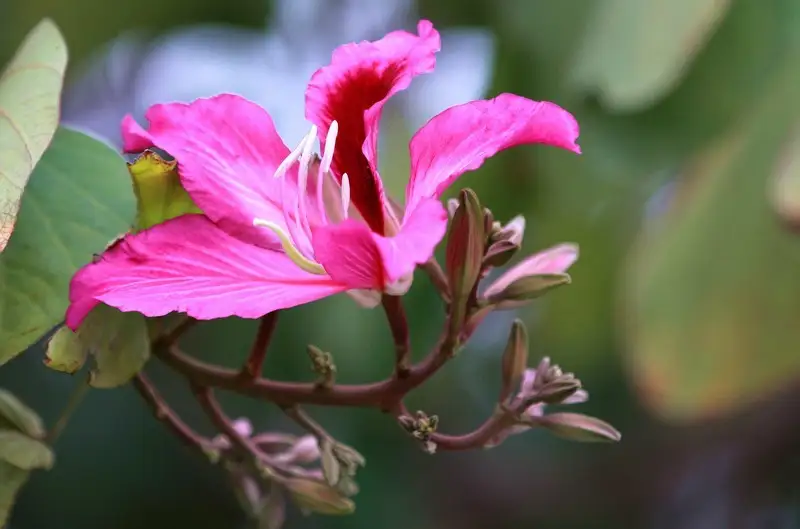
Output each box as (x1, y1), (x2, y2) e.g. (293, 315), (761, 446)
(405, 94), (581, 213)
(311, 198), (448, 290)
(305, 20), (441, 233)
(121, 94), (294, 248)
(65, 215), (347, 330)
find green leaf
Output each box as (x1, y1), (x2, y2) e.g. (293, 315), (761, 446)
(568, 0), (730, 112)
(0, 389), (45, 438)
(0, 127), (135, 365)
(45, 325), (89, 374)
(0, 430), (54, 470)
(47, 304), (150, 388)
(129, 150), (201, 231)
(622, 66), (800, 421)
(769, 124), (800, 230)
(0, 19), (68, 250)
(0, 461), (30, 527)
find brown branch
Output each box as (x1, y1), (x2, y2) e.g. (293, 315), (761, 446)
(239, 312), (279, 381)
(132, 373), (213, 450)
(282, 405), (330, 440)
(422, 258), (451, 303)
(381, 295), (411, 378)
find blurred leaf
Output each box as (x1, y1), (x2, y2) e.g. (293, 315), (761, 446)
(129, 150), (201, 231)
(569, 0), (730, 112)
(623, 65), (800, 421)
(44, 326), (89, 374)
(769, 124), (800, 230)
(48, 305), (150, 389)
(0, 389), (44, 438)
(0, 430), (53, 470)
(534, 412), (621, 442)
(0, 127), (135, 365)
(0, 461), (30, 527)
(0, 19), (68, 251)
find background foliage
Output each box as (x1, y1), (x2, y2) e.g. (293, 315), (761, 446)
(0, 0), (798, 528)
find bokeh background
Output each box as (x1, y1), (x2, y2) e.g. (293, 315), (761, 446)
(1, 0), (799, 528)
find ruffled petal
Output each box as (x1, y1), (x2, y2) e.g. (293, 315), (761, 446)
(405, 94), (581, 213)
(65, 215), (347, 329)
(482, 243), (579, 299)
(311, 198), (448, 290)
(121, 94), (294, 248)
(305, 20), (441, 233)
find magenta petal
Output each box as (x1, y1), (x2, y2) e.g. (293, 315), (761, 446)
(376, 197), (448, 282)
(305, 20), (441, 233)
(405, 94), (581, 212)
(123, 94), (294, 248)
(65, 215), (347, 330)
(311, 198), (447, 291)
(121, 115), (155, 152)
(311, 220), (385, 290)
(483, 243), (579, 299)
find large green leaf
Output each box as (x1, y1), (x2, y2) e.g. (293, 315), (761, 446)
(0, 389), (45, 438)
(0, 19), (68, 251)
(0, 461), (31, 527)
(622, 66), (800, 421)
(568, 0), (730, 112)
(46, 304), (150, 389)
(0, 127), (135, 365)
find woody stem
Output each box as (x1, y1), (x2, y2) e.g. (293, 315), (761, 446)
(381, 295), (411, 378)
(239, 312), (280, 381)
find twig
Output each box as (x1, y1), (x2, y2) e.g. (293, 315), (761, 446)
(281, 405), (330, 440)
(132, 373), (212, 450)
(381, 296), (411, 378)
(45, 374), (91, 445)
(422, 258), (451, 303)
(239, 313), (279, 381)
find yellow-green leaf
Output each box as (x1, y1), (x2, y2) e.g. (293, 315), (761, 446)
(622, 67), (800, 421)
(569, 0), (730, 112)
(45, 326), (89, 374)
(0, 127), (135, 365)
(0, 430), (54, 470)
(769, 124), (800, 230)
(129, 150), (201, 231)
(0, 19), (68, 251)
(0, 389), (45, 438)
(0, 461), (30, 527)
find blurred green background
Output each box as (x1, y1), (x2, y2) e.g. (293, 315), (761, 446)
(1, 0), (799, 528)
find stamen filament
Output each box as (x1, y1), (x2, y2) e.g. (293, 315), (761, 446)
(321, 121), (339, 174)
(341, 173), (351, 220)
(253, 218), (326, 275)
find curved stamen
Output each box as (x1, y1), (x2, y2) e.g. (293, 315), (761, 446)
(296, 127), (316, 241)
(253, 218), (325, 275)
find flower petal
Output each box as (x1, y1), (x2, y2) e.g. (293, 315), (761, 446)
(311, 198), (448, 290)
(305, 20), (441, 233)
(65, 215), (347, 329)
(121, 94), (294, 248)
(405, 94), (581, 213)
(483, 243), (579, 299)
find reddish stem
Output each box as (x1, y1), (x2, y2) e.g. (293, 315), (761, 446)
(239, 312), (279, 381)
(381, 295), (411, 378)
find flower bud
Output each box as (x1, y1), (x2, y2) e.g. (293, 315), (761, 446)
(499, 320), (529, 403)
(286, 435), (320, 464)
(486, 274), (571, 308)
(445, 188), (486, 329)
(319, 438), (341, 486)
(286, 478), (355, 515)
(492, 215), (526, 246)
(483, 243), (578, 308)
(307, 345), (336, 388)
(531, 412), (621, 443)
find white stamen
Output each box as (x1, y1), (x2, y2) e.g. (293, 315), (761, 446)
(253, 218), (325, 275)
(321, 120), (339, 174)
(296, 126), (317, 239)
(341, 173), (351, 220)
(274, 125), (318, 179)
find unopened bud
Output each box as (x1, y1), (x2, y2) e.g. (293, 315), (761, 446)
(446, 198), (460, 218)
(500, 320), (529, 403)
(492, 215), (526, 246)
(398, 411), (439, 453)
(483, 208), (496, 239)
(486, 273), (572, 309)
(286, 435), (320, 464)
(320, 438), (341, 486)
(535, 378), (582, 405)
(307, 345), (336, 388)
(445, 188), (486, 330)
(483, 239), (520, 268)
(332, 442), (366, 470)
(532, 412), (621, 443)
(286, 478), (355, 515)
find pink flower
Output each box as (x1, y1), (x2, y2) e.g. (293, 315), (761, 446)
(65, 20), (581, 330)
